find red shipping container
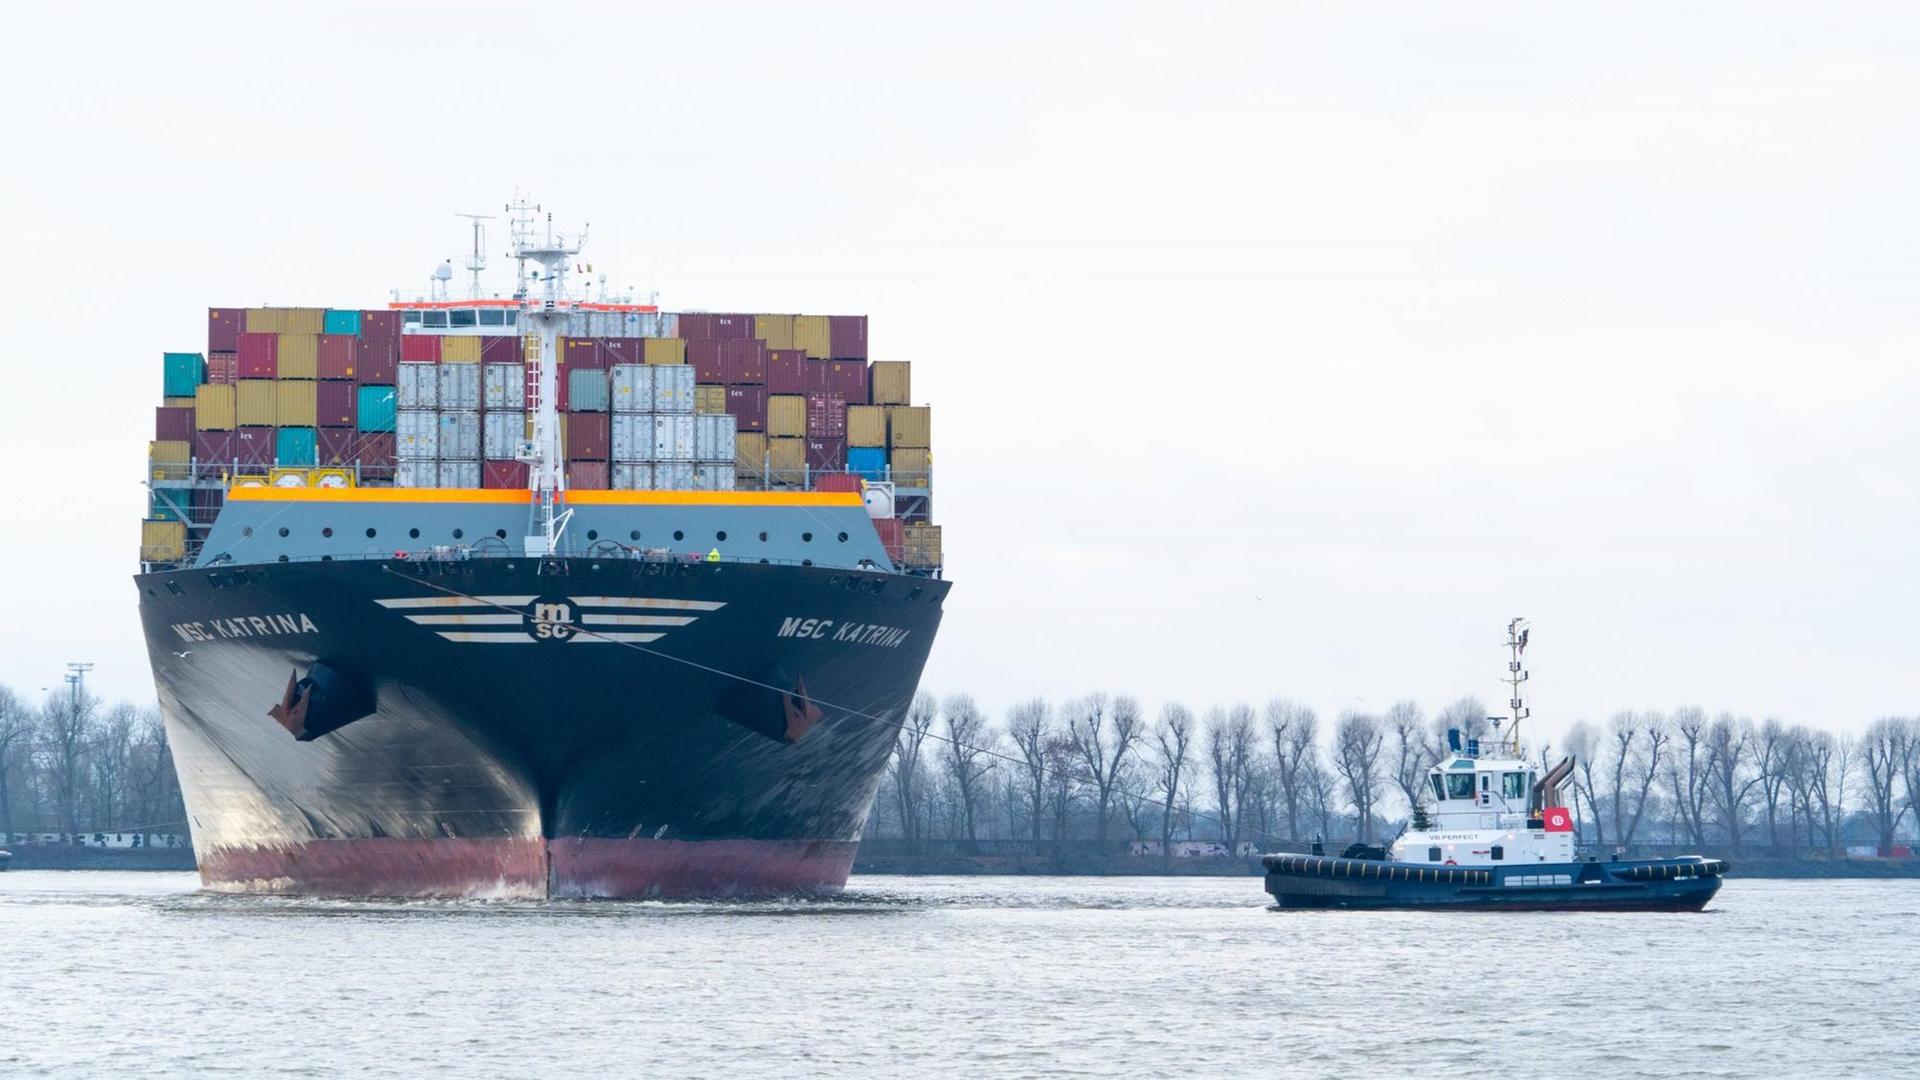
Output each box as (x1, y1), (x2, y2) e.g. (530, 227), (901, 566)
(562, 337), (606, 370)
(483, 461), (529, 488)
(766, 349), (806, 394)
(567, 460), (609, 490)
(805, 436), (847, 471)
(679, 313), (754, 340)
(805, 391), (847, 437)
(688, 339), (726, 383)
(400, 334), (441, 363)
(566, 411), (611, 460)
(814, 473), (863, 493)
(602, 337), (641, 365)
(873, 516), (905, 561)
(358, 432), (397, 468)
(481, 335), (522, 364)
(721, 339), (766, 385)
(317, 334), (357, 380)
(193, 430), (234, 465)
(316, 380), (357, 427)
(208, 308), (243, 353)
(318, 426), (357, 465)
(155, 406), (195, 441)
(236, 332), (278, 378)
(234, 426), (276, 467)
(828, 315), (868, 360)
(725, 386), (768, 432)
(206, 352), (238, 384)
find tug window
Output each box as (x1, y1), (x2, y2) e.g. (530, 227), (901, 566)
(1503, 773), (1526, 800)
(1480, 774), (1490, 792)
(1428, 847), (1442, 863)
(1445, 773), (1475, 800)
(1491, 845), (1505, 861)
(1429, 775), (1446, 803)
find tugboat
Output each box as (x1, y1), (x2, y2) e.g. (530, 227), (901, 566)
(1263, 619), (1728, 911)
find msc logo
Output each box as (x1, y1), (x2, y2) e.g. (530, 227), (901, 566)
(526, 599), (578, 641)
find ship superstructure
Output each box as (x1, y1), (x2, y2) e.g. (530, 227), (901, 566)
(135, 205), (949, 898)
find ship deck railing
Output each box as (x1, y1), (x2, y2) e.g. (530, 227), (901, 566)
(147, 543), (942, 579)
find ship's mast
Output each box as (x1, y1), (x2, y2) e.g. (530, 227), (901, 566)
(1502, 617), (1531, 753)
(455, 212), (494, 300)
(509, 201), (588, 556)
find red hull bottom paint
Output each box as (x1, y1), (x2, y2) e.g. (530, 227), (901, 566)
(196, 837), (859, 900)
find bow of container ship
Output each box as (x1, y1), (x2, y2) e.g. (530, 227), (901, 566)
(135, 209), (948, 898)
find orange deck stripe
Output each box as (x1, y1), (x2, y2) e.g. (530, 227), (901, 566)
(226, 486), (864, 508)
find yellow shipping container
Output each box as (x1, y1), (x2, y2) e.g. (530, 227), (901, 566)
(695, 385), (728, 414)
(870, 361), (911, 405)
(277, 333), (319, 378)
(243, 307), (286, 333)
(195, 384), (236, 430)
(847, 405), (888, 448)
(163, 395), (197, 409)
(277, 380), (317, 427)
(235, 380), (277, 426)
(149, 440), (191, 481)
(754, 314), (796, 351)
(793, 315), (831, 359)
(902, 523), (943, 568)
(888, 406), (931, 449)
(644, 338), (686, 365)
(768, 395), (806, 437)
(890, 447), (931, 486)
(283, 308), (325, 335)
(735, 431), (767, 476)
(768, 436), (807, 482)
(140, 519), (187, 563)
(442, 336), (481, 363)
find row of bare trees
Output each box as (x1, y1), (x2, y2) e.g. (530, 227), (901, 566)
(0, 684), (185, 843)
(868, 693), (1920, 859)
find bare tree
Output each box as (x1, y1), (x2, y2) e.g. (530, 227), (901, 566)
(1149, 704), (1195, 865)
(37, 687), (98, 836)
(0, 686), (29, 839)
(1064, 693), (1145, 844)
(1332, 711), (1387, 843)
(1433, 696), (1489, 747)
(1564, 720), (1602, 845)
(1802, 729), (1851, 857)
(1203, 705), (1256, 849)
(1752, 718), (1790, 853)
(1266, 699), (1317, 841)
(1857, 717), (1913, 854)
(1663, 707), (1711, 847)
(1384, 700), (1432, 821)
(1044, 735), (1077, 845)
(1303, 757), (1340, 842)
(889, 692), (937, 844)
(939, 695), (994, 851)
(1605, 711), (1666, 847)
(1703, 713), (1763, 854)
(1004, 698), (1052, 850)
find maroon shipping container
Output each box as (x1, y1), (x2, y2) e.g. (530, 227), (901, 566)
(725, 385), (768, 432)
(316, 380), (357, 427)
(814, 473), (862, 493)
(189, 485), (226, 526)
(155, 406), (195, 441)
(679, 313), (754, 340)
(234, 426), (276, 467)
(562, 337), (606, 370)
(688, 339), (726, 383)
(481, 335), (522, 364)
(766, 349), (806, 394)
(193, 430), (234, 465)
(317, 334), (358, 380)
(828, 315), (868, 360)
(896, 493), (931, 522)
(236, 333), (278, 378)
(805, 391), (847, 438)
(208, 308), (243, 353)
(206, 352), (238, 384)
(566, 411), (611, 459)
(358, 432), (397, 468)
(567, 460), (609, 490)
(721, 338), (766, 385)
(873, 516), (905, 561)
(358, 338), (397, 384)
(318, 426), (357, 465)
(483, 460), (529, 489)
(400, 334), (440, 363)
(805, 436), (847, 471)
(602, 337), (641, 365)
(807, 359), (869, 404)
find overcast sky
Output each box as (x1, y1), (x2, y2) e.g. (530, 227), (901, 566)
(2, 2), (1915, 738)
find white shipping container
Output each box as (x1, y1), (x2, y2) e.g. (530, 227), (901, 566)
(653, 365), (695, 414)
(397, 409), (438, 459)
(610, 365), (654, 413)
(438, 460), (480, 489)
(637, 312), (679, 338)
(437, 410), (481, 460)
(695, 413), (737, 462)
(438, 364), (482, 411)
(691, 464), (736, 491)
(485, 412), (526, 459)
(612, 462), (653, 490)
(397, 363), (439, 408)
(483, 363), (525, 410)
(396, 459), (438, 488)
(617, 312), (643, 337)
(652, 414), (696, 462)
(611, 413), (655, 463)
(653, 461), (695, 491)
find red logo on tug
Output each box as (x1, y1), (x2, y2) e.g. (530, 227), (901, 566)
(1543, 807), (1573, 832)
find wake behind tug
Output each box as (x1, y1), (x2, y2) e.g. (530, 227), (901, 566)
(1263, 620), (1728, 912)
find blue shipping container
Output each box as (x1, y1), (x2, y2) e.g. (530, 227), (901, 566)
(149, 491), (185, 523)
(323, 309), (362, 335)
(163, 352), (205, 396)
(357, 385), (397, 432)
(847, 446), (888, 480)
(568, 367), (611, 412)
(276, 426), (318, 467)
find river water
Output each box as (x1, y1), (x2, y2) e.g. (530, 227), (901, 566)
(1, 872), (1911, 1078)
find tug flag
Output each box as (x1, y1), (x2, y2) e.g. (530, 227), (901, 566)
(1543, 806), (1573, 832)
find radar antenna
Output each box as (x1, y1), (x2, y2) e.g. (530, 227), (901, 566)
(455, 213), (495, 299)
(1502, 617), (1531, 753)
(507, 200), (590, 557)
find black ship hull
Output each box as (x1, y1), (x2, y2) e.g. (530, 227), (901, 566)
(136, 556), (948, 898)
(1263, 853), (1727, 912)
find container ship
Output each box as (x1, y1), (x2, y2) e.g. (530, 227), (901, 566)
(135, 204), (948, 898)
